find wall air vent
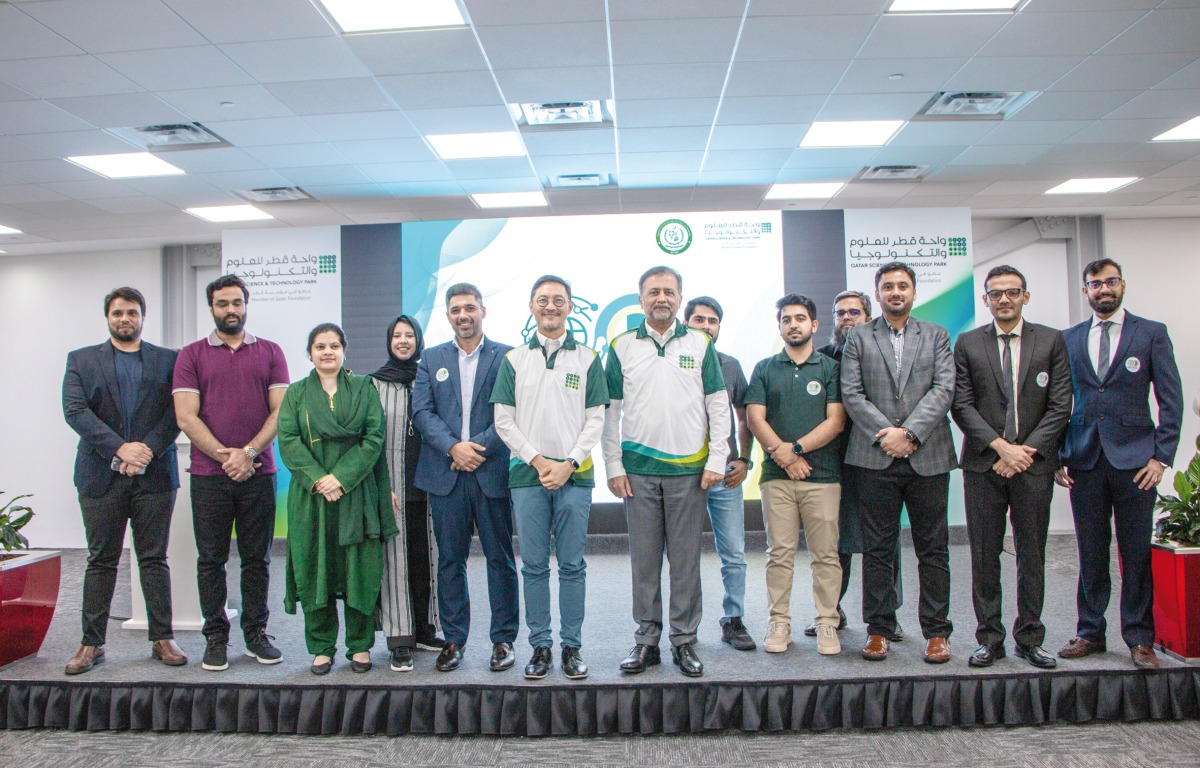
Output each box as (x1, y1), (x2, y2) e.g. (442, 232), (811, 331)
(856, 165), (930, 181)
(916, 91), (1037, 120)
(108, 123), (232, 152)
(236, 187), (313, 202)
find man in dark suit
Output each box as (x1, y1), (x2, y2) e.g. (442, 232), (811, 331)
(842, 261), (958, 664)
(61, 287), (185, 674)
(952, 266), (1072, 669)
(413, 282), (518, 673)
(1055, 258), (1183, 669)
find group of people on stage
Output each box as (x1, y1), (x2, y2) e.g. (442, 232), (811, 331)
(61, 255), (1183, 680)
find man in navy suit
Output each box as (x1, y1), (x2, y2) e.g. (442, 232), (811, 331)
(1056, 258), (1183, 669)
(62, 287), (186, 674)
(413, 282), (518, 672)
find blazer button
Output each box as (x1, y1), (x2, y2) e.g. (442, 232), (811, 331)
(1100, 414), (1105, 420)
(1098, 387), (1104, 393)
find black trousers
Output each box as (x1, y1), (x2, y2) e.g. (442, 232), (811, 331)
(964, 468), (1053, 647)
(191, 473), (276, 642)
(859, 460), (952, 639)
(79, 476), (176, 645)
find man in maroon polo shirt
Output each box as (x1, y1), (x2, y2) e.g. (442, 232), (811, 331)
(173, 274), (289, 672)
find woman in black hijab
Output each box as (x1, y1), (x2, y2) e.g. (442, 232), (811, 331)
(370, 315), (442, 672)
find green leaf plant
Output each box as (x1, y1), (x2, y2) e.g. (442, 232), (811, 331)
(0, 492), (34, 553)
(1155, 435), (1200, 547)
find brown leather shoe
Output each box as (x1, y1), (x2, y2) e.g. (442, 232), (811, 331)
(924, 637), (952, 664)
(65, 645), (105, 675)
(1130, 645), (1160, 669)
(1058, 636), (1106, 659)
(152, 639), (188, 666)
(862, 634), (890, 661)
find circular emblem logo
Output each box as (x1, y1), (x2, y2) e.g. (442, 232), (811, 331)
(436, 367), (449, 382)
(1125, 357), (1141, 373)
(656, 219), (692, 255)
(1036, 371), (1049, 388)
(807, 381), (822, 396)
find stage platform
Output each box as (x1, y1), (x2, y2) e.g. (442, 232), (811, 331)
(3, 537), (1198, 736)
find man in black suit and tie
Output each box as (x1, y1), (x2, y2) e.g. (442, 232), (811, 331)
(951, 266), (1071, 669)
(61, 287), (186, 674)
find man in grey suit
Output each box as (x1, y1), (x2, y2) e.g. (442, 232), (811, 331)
(842, 261), (957, 663)
(951, 265), (1071, 670)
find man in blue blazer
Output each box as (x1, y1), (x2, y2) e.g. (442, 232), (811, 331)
(1056, 258), (1183, 669)
(61, 287), (185, 674)
(413, 282), (518, 672)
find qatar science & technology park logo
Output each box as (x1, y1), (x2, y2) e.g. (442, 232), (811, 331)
(656, 219), (692, 255)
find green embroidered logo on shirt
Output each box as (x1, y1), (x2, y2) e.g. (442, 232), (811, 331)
(564, 372), (580, 390)
(678, 355), (696, 370)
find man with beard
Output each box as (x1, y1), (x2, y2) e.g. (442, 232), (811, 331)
(811, 290), (905, 642)
(413, 283), (518, 673)
(174, 274), (289, 672)
(1055, 258), (1182, 669)
(684, 296), (756, 651)
(841, 261), (957, 664)
(492, 275), (607, 680)
(62, 287), (185, 674)
(605, 266), (730, 677)
(746, 294), (845, 655)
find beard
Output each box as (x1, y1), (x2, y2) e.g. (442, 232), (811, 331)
(831, 326), (848, 346)
(454, 319), (478, 339)
(215, 313), (245, 334)
(784, 332), (812, 348)
(1088, 292), (1122, 315)
(110, 324), (140, 343)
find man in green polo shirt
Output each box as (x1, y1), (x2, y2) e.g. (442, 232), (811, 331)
(746, 293), (846, 656)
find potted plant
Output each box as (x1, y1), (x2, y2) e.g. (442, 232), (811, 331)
(0, 493), (62, 669)
(1151, 435), (1200, 662)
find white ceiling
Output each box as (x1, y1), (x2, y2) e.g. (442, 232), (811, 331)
(1, 0), (1199, 255)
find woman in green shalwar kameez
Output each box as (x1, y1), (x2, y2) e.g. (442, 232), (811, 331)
(278, 323), (399, 674)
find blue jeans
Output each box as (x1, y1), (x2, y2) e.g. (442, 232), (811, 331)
(706, 483), (747, 622)
(512, 484), (590, 649)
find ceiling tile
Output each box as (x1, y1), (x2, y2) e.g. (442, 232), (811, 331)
(265, 78), (395, 115)
(203, 116), (324, 146)
(620, 151), (703, 174)
(378, 71), (505, 110)
(156, 84), (295, 122)
(889, 121), (997, 147)
(615, 63), (731, 100)
(463, 0), (606, 26)
(616, 98), (719, 129)
(716, 96), (825, 126)
(0, 136), (57, 163)
(332, 138), (437, 165)
(303, 111), (420, 142)
(17, 130), (141, 156)
(948, 144), (1053, 165)
(161, 147), (266, 173)
(1105, 89), (1200, 121)
(737, 15), (876, 62)
(1010, 90), (1141, 121)
(98, 46), (256, 91)
(41, 178), (142, 199)
(476, 23), (609, 69)
(493, 66), (612, 103)
(702, 149), (794, 170)
(523, 128), (616, 157)
(1062, 118), (1182, 144)
(1098, 7), (1200, 55)
(610, 18), (741, 65)
(816, 92), (931, 121)
(443, 157), (537, 179)
(620, 127), (712, 153)
(616, 172), (698, 189)
(19, 0), (207, 54)
(241, 143), (350, 168)
(85, 195), (178, 214)
(357, 162), (456, 184)
(1051, 54), (1197, 92)
(974, 120), (1091, 146)
(784, 147), (884, 169)
(404, 106), (515, 135)
(0, 158), (99, 184)
(707, 125), (804, 151)
(116, 174), (230, 205)
(193, 169), (293, 190)
(942, 56), (1082, 92)
(219, 37), (370, 83)
(858, 13), (1008, 60)
(529, 153), (618, 179)
(346, 28), (489, 75)
(978, 11), (1145, 58)
(751, 0), (887, 14)
(0, 80), (35, 102)
(0, 4), (83, 61)
(1154, 58), (1200, 90)
(0, 183), (71, 203)
(724, 61), (848, 98)
(274, 165), (375, 186)
(609, 0), (744, 21)
(0, 55), (142, 99)
(868, 144), (966, 166)
(161, 0), (336, 44)
(47, 92), (189, 128)
(834, 57), (967, 96)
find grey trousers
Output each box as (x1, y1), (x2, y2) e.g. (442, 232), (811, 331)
(625, 473), (705, 647)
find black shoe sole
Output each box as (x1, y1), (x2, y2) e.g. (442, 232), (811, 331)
(1014, 647), (1056, 668)
(311, 661), (332, 675)
(524, 669), (549, 679)
(563, 669), (589, 680)
(620, 656), (660, 674)
(243, 650), (283, 665)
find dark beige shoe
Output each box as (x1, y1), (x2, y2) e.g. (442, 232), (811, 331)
(151, 639), (188, 666)
(65, 645), (105, 675)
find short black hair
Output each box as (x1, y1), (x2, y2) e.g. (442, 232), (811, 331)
(307, 322), (346, 354)
(104, 286), (146, 316)
(1082, 258), (1122, 283)
(684, 296), (722, 322)
(985, 264), (1027, 290)
(874, 261), (916, 288)
(530, 275), (572, 301)
(776, 293), (817, 323)
(206, 274), (248, 305)
(445, 282), (482, 305)
(831, 290), (871, 317)
(638, 265), (682, 292)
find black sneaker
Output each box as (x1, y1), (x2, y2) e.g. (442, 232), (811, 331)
(390, 646), (414, 672)
(721, 617), (757, 651)
(201, 638), (228, 671)
(244, 631), (283, 665)
(415, 634), (446, 652)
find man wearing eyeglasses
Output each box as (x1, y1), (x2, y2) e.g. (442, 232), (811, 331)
(951, 266), (1071, 670)
(814, 290), (905, 643)
(1055, 258), (1183, 670)
(492, 275), (607, 680)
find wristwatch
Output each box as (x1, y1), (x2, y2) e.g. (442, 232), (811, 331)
(736, 456), (754, 470)
(792, 442), (805, 455)
(244, 445), (258, 459)
(568, 458), (580, 469)
(903, 429), (919, 444)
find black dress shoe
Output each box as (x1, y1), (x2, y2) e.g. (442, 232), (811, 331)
(671, 642), (704, 677)
(490, 641), (516, 671)
(524, 646), (552, 679)
(1015, 643), (1057, 669)
(562, 646), (588, 679)
(310, 656), (333, 675)
(350, 656), (372, 673)
(436, 642), (464, 672)
(968, 643), (1005, 668)
(619, 644), (661, 674)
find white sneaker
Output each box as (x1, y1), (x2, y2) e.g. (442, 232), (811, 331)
(764, 622), (792, 653)
(816, 623), (842, 655)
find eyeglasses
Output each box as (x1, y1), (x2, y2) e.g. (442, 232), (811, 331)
(1085, 277), (1123, 291)
(985, 288), (1025, 301)
(534, 296), (568, 308)
(834, 308), (863, 318)
(213, 299), (245, 310)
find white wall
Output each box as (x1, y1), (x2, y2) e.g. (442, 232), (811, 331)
(0, 249), (163, 549)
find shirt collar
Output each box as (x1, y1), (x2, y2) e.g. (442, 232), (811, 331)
(207, 330), (257, 347)
(636, 319), (684, 343)
(773, 349), (819, 366)
(531, 331), (576, 351)
(994, 319), (1024, 338)
(1092, 308), (1126, 327)
(454, 336), (485, 358)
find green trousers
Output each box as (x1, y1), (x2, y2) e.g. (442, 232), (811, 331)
(303, 601), (375, 658)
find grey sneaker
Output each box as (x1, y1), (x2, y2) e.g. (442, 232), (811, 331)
(764, 622), (791, 653)
(244, 631), (282, 665)
(201, 638), (228, 671)
(721, 617), (757, 651)
(816, 623), (842, 655)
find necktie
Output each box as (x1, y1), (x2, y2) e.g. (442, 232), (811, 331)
(1096, 320), (1113, 381)
(1000, 333), (1017, 442)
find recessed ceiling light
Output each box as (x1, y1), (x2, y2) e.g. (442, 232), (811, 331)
(0, 224), (22, 235)
(185, 205), (275, 223)
(764, 182), (846, 200)
(887, 0), (1022, 12)
(800, 121), (904, 148)
(428, 132), (527, 160)
(518, 101), (604, 126)
(316, 0), (465, 33)
(67, 152), (185, 179)
(1045, 178), (1139, 195)
(471, 191), (548, 209)
(1152, 116), (1200, 142)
